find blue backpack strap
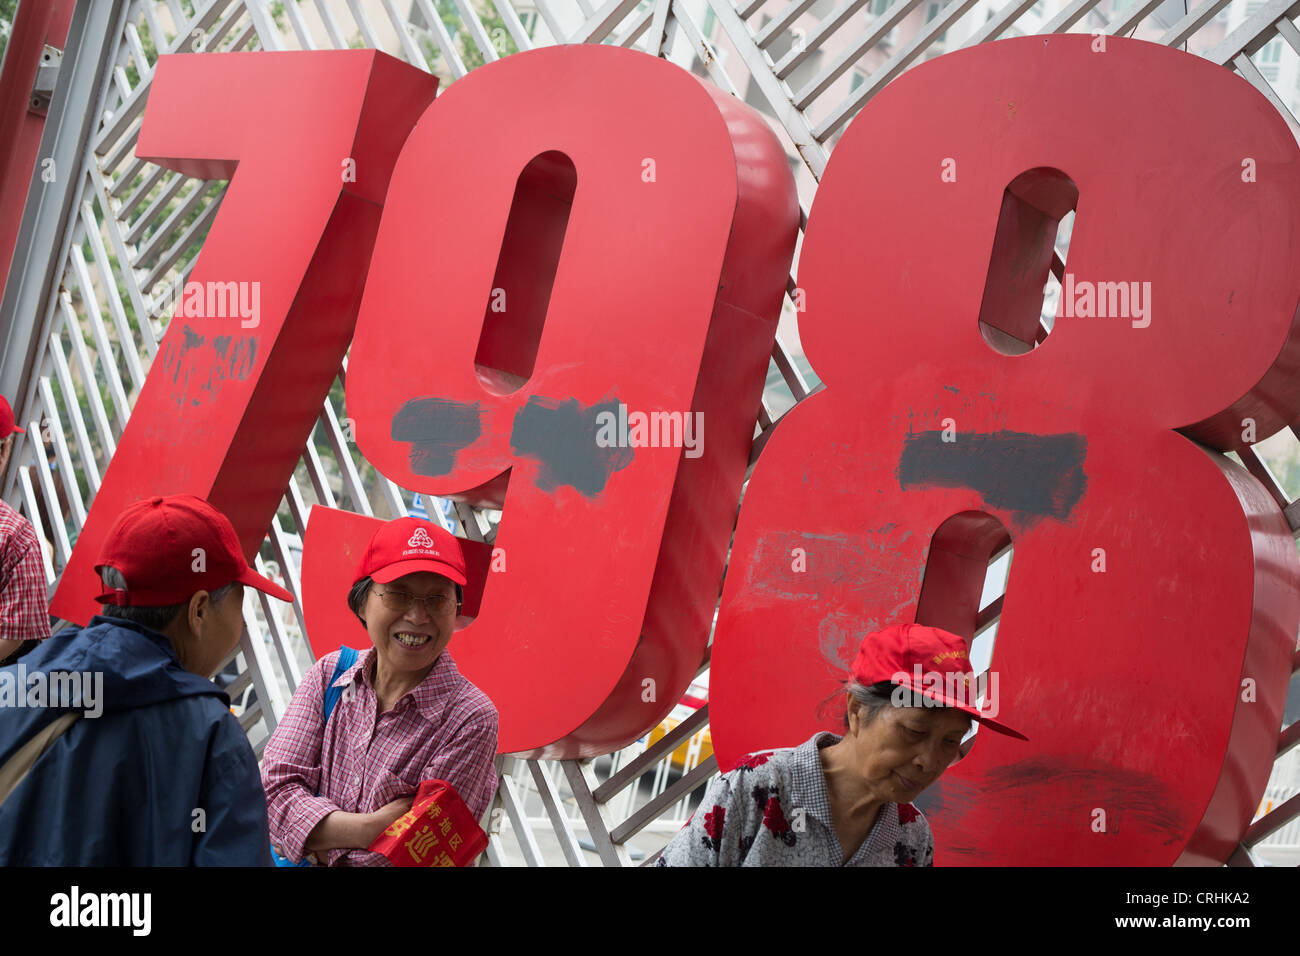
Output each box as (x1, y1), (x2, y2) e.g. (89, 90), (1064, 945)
(269, 646), (361, 869)
(322, 646), (359, 724)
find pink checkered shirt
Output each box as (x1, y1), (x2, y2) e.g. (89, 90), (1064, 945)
(261, 646), (498, 866)
(0, 499), (51, 644)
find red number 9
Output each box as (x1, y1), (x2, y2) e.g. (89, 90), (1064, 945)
(340, 46), (799, 757)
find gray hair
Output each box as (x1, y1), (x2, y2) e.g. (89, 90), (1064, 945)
(845, 680), (902, 728)
(844, 679), (973, 732)
(97, 565), (237, 633)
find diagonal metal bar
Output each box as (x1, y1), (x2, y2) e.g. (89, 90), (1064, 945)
(1231, 50), (1300, 134)
(124, 172), (188, 245)
(58, 292), (118, 465)
(1242, 790), (1300, 846)
(1207, 0), (1300, 63)
(774, 0), (870, 78)
(17, 466), (55, 584)
(48, 333), (102, 495)
(649, 0), (673, 54)
(78, 198), (146, 394)
(490, 0), (537, 51)
(527, 760), (588, 865)
(497, 764), (546, 866)
(415, 0), (469, 79)
(671, 1), (742, 95)
(27, 414), (73, 565)
(0, 0), (133, 453)
(140, 0), (169, 55)
(609, 754), (718, 844)
(813, 0), (981, 139)
(312, 0), (348, 47)
(140, 189), (225, 292)
(1277, 717), (1300, 758)
(963, 0), (1043, 47)
(281, 0), (319, 49)
(88, 164), (159, 358)
(561, 760), (630, 866)
(124, 20), (154, 84)
(244, 0), (287, 51)
(708, 0), (829, 177)
(771, 336), (811, 403)
(1158, 0), (1233, 47)
(755, 0), (820, 47)
(95, 0), (235, 156)
(1108, 0), (1169, 36)
(68, 242), (132, 433)
(1276, 15), (1300, 57)
(38, 376), (87, 529)
(113, 157), (157, 203)
(594, 704), (711, 802)
(1041, 0), (1106, 34)
(570, 0), (645, 44)
(135, 178), (214, 266)
(615, 4), (655, 45)
(1237, 445), (1291, 511)
(533, 0), (572, 44)
(345, 0), (385, 49)
(792, 0), (922, 107)
(450, 0), (503, 62)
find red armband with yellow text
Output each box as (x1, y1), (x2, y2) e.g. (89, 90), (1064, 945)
(368, 779), (488, 867)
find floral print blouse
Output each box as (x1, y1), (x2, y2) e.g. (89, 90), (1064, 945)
(656, 732), (934, 867)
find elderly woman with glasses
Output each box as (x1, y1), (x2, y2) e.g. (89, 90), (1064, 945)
(656, 623), (1026, 867)
(261, 518), (498, 866)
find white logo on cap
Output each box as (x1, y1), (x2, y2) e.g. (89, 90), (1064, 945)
(404, 526), (440, 558)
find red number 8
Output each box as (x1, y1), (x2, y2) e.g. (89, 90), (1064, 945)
(710, 35), (1300, 865)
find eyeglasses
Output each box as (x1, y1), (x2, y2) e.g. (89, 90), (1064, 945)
(373, 588), (459, 615)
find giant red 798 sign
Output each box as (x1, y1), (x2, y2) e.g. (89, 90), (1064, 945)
(50, 36), (1300, 865)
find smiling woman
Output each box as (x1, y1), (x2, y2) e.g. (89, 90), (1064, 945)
(656, 623), (1027, 867)
(260, 518), (499, 867)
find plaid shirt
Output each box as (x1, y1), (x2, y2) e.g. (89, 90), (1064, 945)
(261, 646), (498, 866)
(0, 499), (50, 644)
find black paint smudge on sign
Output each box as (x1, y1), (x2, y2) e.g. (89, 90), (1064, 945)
(897, 429), (1086, 525)
(511, 396), (632, 497)
(158, 325), (257, 407)
(392, 398), (483, 477)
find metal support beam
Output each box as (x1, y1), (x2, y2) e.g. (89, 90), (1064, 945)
(0, 0), (131, 489)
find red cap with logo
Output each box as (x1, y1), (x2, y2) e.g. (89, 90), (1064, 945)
(0, 395), (25, 438)
(94, 494), (294, 606)
(852, 622), (1027, 740)
(354, 517), (467, 586)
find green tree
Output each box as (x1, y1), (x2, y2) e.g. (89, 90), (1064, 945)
(0, 0), (22, 67)
(423, 0), (522, 77)
(125, 14), (159, 88)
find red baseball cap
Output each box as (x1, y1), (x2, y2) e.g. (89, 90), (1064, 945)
(354, 517), (467, 586)
(94, 494), (294, 606)
(852, 623), (1027, 740)
(0, 395), (25, 438)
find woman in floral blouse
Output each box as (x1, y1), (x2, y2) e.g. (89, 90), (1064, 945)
(656, 623), (1026, 866)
